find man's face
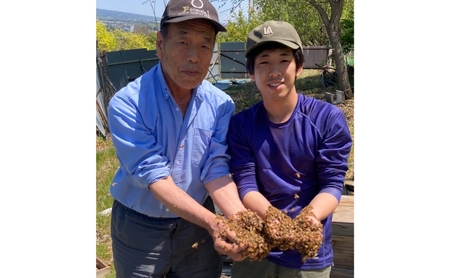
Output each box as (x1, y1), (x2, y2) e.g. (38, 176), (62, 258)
(250, 46), (302, 101)
(156, 19), (216, 94)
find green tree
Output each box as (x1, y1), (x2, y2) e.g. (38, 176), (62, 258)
(308, 0), (353, 98)
(251, 0), (329, 45)
(340, 3), (354, 54)
(146, 32), (158, 48)
(112, 29), (156, 51)
(217, 9), (263, 44)
(96, 19), (157, 52)
(96, 19), (116, 52)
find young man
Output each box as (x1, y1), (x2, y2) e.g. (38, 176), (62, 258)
(227, 21), (353, 278)
(107, 0), (249, 277)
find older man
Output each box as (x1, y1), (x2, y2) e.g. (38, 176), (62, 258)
(107, 0), (248, 277)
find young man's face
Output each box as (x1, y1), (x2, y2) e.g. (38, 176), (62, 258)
(156, 19), (216, 94)
(250, 46), (302, 100)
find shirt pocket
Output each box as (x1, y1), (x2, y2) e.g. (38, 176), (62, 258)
(192, 128), (213, 167)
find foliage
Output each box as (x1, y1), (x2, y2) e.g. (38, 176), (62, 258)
(96, 20), (157, 52)
(216, 9), (263, 45)
(214, 0), (339, 46)
(340, 13), (354, 53)
(255, 0), (329, 45)
(112, 29), (157, 51)
(96, 19), (117, 52)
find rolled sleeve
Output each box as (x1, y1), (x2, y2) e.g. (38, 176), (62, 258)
(108, 90), (171, 189)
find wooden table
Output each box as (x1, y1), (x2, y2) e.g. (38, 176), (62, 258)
(330, 195), (354, 278)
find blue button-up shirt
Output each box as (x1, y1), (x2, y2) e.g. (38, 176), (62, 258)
(107, 63), (235, 218)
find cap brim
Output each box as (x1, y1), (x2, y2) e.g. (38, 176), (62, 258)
(164, 16), (227, 32)
(245, 40), (301, 57)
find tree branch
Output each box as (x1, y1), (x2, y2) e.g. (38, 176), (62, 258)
(308, 0), (330, 26)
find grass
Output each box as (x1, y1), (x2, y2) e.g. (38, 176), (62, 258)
(96, 69), (354, 276)
(96, 137), (118, 278)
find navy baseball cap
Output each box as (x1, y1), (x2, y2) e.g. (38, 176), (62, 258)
(160, 0), (227, 33)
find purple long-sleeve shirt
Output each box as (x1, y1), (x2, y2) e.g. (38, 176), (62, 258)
(227, 93), (352, 270)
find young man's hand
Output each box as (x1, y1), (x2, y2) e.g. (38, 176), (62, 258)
(263, 206), (297, 250)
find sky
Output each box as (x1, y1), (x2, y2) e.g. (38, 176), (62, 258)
(96, 0), (241, 22)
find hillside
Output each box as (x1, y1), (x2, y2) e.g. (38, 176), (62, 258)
(96, 8), (160, 23)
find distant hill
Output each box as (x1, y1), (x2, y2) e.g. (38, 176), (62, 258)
(96, 8), (160, 23)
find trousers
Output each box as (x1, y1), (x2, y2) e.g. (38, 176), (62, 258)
(231, 257), (331, 278)
(111, 196), (222, 278)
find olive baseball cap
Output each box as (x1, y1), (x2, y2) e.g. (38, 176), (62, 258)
(160, 0), (227, 33)
(246, 20), (303, 57)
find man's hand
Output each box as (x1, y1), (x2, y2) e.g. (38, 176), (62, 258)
(208, 216), (248, 261)
(293, 205), (324, 261)
(263, 206), (297, 250)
